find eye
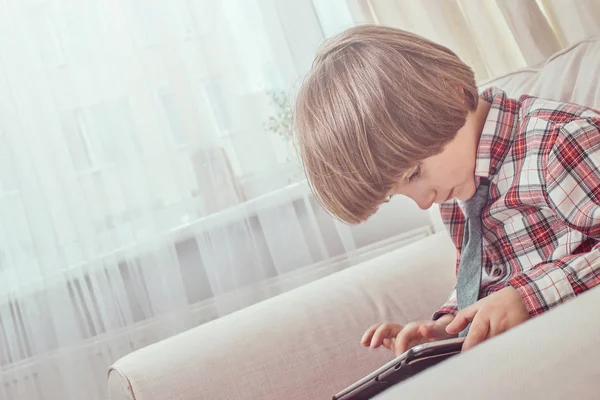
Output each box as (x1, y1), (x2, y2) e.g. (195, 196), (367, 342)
(407, 166), (421, 183)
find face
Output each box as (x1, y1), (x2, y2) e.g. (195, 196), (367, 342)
(388, 117), (480, 210)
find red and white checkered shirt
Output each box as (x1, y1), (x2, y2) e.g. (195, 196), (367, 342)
(434, 86), (600, 319)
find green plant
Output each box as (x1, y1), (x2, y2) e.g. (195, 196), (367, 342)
(264, 90), (303, 183)
(264, 90), (293, 142)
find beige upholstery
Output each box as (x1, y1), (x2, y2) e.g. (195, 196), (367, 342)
(478, 35), (600, 102)
(376, 284), (600, 399)
(108, 233), (457, 399)
(109, 35), (600, 400)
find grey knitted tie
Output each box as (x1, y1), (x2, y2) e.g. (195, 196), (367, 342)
(456, 178), (490, 337)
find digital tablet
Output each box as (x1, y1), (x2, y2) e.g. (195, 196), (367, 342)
(332, 337), (465, 400)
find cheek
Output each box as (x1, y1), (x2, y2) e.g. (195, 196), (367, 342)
(437, 155), (467, 179)
(428, 161), (453, 181)
(427, 165), (461, 189)
(397, 181), (427, 200)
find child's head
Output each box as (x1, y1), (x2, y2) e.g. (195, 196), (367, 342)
(294, 25), (479, 224)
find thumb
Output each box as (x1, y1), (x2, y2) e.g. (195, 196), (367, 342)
(446, 305), (480, 335)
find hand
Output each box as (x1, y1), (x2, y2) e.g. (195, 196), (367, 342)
(446, 286), (530, 351)
(361, 314), (456, 356)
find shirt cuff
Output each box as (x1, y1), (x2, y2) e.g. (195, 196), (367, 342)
(432, 304), (458, 320)
(508, 263), (575, 317)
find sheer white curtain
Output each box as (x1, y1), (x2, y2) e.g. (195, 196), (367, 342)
(0, 1), (432, 399)
(362, 0), (600, 80)
(2, 0), (599, 399)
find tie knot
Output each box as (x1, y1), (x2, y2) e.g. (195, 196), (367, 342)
(462, 181), (489, 218)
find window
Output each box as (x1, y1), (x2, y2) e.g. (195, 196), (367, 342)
(261, 63), (285, 92)
(63, 98), (138, 173)
(26, 4), (67, 68)
(198, 79), (232, 138)
(63, 108), (96, 172)
(157, 88), (188, 148)
(311, 0), (356, 37)
(178, 0), (214, 38)
(0, 132), (19, 196)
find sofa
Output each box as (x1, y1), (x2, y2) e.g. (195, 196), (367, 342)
(108, 35), (600, 399)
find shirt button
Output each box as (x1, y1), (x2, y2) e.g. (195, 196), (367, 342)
(492, 267), (502, 277)
(490, 166), (497, 175)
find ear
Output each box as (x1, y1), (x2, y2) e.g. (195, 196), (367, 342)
(457, 84), (479, 111)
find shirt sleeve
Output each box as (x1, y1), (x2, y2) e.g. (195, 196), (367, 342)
(432, 287), (458, 320)
(508, 118), (600, 316)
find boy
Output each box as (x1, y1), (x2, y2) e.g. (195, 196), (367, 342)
(293, 25), (600, 356)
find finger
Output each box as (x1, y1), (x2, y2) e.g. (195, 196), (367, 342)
(370, 324), (398, 348)
(445, 315), (469, 335)
(361, 324), (382, 346)
(421, 320), (452, 339)
(446, 306), (480, 335)
(463, 315), (490, 351)
(394, 326), (422, 356)
(418, 322), (438, 339)
(382, 337), (395, 350)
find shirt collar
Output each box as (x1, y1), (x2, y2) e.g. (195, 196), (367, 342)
(475, 86), (520, 181)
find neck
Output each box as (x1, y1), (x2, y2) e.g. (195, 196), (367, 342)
(472, 98), (492, 146)
(457, 98), (491, 160)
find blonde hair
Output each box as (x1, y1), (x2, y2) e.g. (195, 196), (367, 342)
(293, 25), (478, 224)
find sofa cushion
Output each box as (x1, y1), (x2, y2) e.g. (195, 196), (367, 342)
(479, 34), (600, 107)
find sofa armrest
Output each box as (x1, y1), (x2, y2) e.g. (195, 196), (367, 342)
(375, 283), (600, 399)
(108, 232), (456, 400)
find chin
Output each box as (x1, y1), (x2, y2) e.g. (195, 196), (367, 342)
(457, 183), (477, 201)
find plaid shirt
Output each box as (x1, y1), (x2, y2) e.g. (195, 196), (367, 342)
(434, 87), (600, 319)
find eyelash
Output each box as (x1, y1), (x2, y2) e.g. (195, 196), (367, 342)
(407, 167), (421, 183)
